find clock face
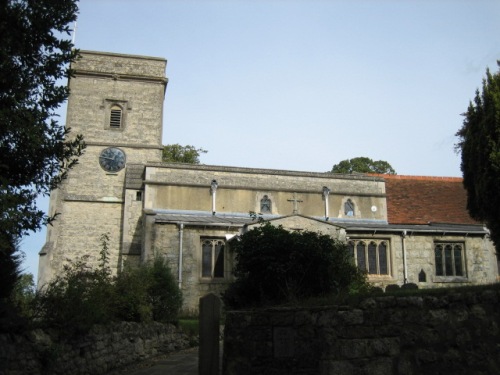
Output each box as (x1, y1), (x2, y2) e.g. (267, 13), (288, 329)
(99, 147), (126, 172)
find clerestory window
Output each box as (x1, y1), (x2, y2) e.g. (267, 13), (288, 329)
(348, 239), (390, 275)
(201, 238), (225, 279)
(434, 243), (465, 277)
(260, 195), (272, 213)
(345, 199), (355, 216)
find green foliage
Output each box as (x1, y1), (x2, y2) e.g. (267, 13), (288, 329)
(114, 256), (182, 323)
(0, 0), (84, 299)
(34, 256), (116, 335)
(0, 233), (22, 299)
(162, 144), (207, 164)
(456, 63), (500, 252)
(0, 0), (84, 240)
(32, 238), (182, 335)
(10, 273), (36, 317)
(331, 157), (396, 174)
(114, 263), (152, 322)
(222, 222), (370, 309)
(147, 256), (183, 322)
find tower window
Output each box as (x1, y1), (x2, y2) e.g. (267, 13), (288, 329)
(136, 191), (143, 201)
(110, 105), (123, 128)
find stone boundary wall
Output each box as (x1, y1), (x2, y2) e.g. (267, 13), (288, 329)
(223, 286), (500, 375)
(0, 322), (191, 375)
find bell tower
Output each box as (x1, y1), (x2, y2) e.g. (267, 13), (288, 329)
(38, 51), (167, 285)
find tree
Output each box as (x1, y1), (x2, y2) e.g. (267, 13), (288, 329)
(0, 0), (83, 237)
(222, 222), (370, 309)
(0, 0), (83, 296)
(331, 157), (396, 174)
(162, 144), (207, 164)
(456, 63), (500, 252)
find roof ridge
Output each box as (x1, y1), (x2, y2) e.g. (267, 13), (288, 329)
(369, 174), (463, 182)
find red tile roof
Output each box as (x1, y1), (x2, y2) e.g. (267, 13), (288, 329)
(372, 175), (480, 225)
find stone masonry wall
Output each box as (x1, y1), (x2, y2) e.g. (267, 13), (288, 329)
(223, 285), (500, 375)
(0, 322), (190, 375)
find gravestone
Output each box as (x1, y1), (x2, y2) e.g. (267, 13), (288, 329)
(199, 293), (221, 375)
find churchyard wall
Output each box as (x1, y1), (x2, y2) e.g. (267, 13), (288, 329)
(0, 322), (191, 375)
(223, 285), (500, 375)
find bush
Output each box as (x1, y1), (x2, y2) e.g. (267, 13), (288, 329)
(115, 256), (183, 323)
(222, 222), (370, 309)
(385, 284), (401, 292)
(34, 256), (116, 334)
(32, 235), (182, 335)
(401, 282), (419, 290)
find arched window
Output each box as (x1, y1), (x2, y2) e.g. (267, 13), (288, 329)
(356, 241), (366, 271)
(349, 239), (391, 275)
(260, 195), (272, 213)
(201, 239), (225, 278)
(109, 104), (123, 128)
(345, 199), (355, 216)
(434, 242), (465, 277)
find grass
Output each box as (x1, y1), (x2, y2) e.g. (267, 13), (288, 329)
(178, 319), (199, 336)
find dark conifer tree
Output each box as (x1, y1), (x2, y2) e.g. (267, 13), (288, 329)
(456, 63), (500, 252)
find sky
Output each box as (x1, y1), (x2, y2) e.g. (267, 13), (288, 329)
(20, 0), (500, 280)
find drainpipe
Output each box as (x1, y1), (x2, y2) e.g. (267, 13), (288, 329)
(210, 179), (218, 215)
(178, 223), (184, 289)
(322, 186), (331, 220)
(402, 230), (408, 284)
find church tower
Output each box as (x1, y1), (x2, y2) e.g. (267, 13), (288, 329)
(38, 51), (167, 285)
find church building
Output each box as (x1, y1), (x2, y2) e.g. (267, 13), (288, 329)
(38, 51), (499, 312)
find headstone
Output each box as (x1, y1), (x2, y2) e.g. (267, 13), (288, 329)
(199, 293), (221, 375)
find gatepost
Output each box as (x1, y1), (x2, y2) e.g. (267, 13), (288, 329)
(199, 293), (221, 375)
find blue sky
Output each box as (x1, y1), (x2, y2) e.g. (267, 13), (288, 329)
(20, 0), (500, 280)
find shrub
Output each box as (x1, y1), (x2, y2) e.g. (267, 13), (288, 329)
(115, 256), (182, 323)
(385, 284), (401, 292)
(401, 282), (419, 290)
(222, 222), (370, 309)
(32, 235), (182, 335)
(33, 256), (116, 334)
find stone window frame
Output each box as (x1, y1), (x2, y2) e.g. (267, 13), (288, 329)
(434, 241), (467, 280)
(340, 197), (360, 218)
(260, 194), (272, 214)
(201, 238), (226, 280)
(103, 99), (130, 131)
(347, 238), (391, 276)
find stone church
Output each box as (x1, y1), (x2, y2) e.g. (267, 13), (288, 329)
(38, 51), (499, 312)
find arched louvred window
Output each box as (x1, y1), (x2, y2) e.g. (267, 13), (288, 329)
(110, 104), (123, 128)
